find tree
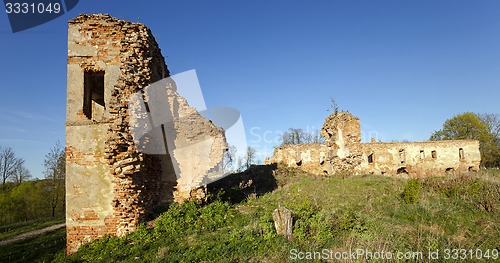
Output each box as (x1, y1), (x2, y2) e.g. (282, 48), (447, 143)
(430, 112), (490, 141)
(244, 146), (257, 169)
(326, 96), (339, 114)
(13, 163), (32, 184)
(43, 142), (66, 217)
(0, 146), (23, 192)
(236, 156), (244, 172)
(222, 145), (237, 173)
(309, 129), (325, 144)
(430, 112), (500, 168)
(479, 113), (500, 167)
(0, 180), (52, 224)
(281, 128), (305, 145)
(280, 128), (324, 145)
(480, 113), (500, 138)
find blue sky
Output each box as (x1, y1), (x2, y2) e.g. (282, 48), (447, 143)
(1, 0), (499, 179)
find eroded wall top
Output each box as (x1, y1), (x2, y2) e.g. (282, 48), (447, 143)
(273, 111), (481, 176)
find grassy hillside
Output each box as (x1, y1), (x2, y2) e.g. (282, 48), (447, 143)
(0, 226), (66, 263)
(2, 167), (496, 262)
(49, 167), (499, 262)
(0, 217), (64, 241)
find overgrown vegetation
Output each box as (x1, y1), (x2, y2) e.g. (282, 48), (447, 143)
(47, 168), (499, 262)
(0, 142), (65, 225)
(401, 178), (421, 204)
(0, 179), (65, 225)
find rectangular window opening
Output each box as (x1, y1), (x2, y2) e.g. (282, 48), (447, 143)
(431, 150), (437, 159)
(420, 150), (425, 159)
(83, 70), (105, 120)
(368, 153), (374, 163)
(399, 149), (405, 164)
(459, 148), (464, 159)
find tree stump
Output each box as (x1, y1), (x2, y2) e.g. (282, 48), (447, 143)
(272, 206), (293, 240)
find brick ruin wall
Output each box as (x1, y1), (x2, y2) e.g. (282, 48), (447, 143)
(65, 14), (227, 253)
(321, 112), (364, 173)
(272, 144), (329, 175)
(358, 140), (480, 176)
(271, 112), (481, 177)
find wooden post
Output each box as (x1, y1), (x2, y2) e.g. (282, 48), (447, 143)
(272, 206), (293, 240)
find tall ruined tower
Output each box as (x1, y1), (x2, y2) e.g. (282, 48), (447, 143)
(65, 14), (227, 253)
(65, 14), (170, 253)
(321, 111), (364, 172)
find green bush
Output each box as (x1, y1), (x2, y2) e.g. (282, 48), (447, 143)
(337, 211), (367, 233)
(401, 179), (421, 204)
(154, 201), (200, 238)
(258, 213), (277, 240)
(200, 201), (235, 231)
(309, 210), (334, 245)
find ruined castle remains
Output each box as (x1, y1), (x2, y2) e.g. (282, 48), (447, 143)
(64, 13), (483, 254)
(271, 111), (481, 176)
(65, 14), (227, 253)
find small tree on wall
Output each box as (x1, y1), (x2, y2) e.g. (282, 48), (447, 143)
(327, 96), (339, 115)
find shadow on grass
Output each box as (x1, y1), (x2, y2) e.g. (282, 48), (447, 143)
(0, 227), (66, 263)
(207, 164), (278, 204)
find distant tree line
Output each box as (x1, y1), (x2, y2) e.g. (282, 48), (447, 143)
(431, 112), (500, 168)
(223, 145), (261, 173)
(280, 128), (325, 145)
(0, 146), (31, 192)
(0, 142), (65, 225)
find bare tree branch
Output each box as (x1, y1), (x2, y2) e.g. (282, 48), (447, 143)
(0, 146), (23, 192)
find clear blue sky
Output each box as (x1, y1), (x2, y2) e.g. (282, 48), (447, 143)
(1, 0), (499, 179)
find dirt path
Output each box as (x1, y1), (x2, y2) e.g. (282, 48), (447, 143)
(0, 223), (66, 246)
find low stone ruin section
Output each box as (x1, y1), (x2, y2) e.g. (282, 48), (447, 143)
(271, 111), (481, 176)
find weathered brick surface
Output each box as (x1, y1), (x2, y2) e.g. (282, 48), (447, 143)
(272, 112), (481, 177)
(65, 14), (226, 253)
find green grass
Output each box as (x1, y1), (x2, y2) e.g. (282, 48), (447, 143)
(0, 227), (66, 263)
(0, 217), (65, 240)
(8, 167), (500, 262)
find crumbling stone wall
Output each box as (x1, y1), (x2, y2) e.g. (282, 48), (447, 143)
(66, 14), (227, 253)
(271, 112), (481, 176)
(272, 144), (329, 175)
(358, 140), (480, 177)
(321, 112), (364, 173)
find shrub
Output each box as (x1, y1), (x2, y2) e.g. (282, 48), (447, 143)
(154, 201), (200, 238)
(154, 200), (236, 238)
(258, 213), (277, 240)
(309, 210), (334, 245)
(200, 201), (235, 231)
(401, 179), (421, 204)
(337, 211), (367, 233)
